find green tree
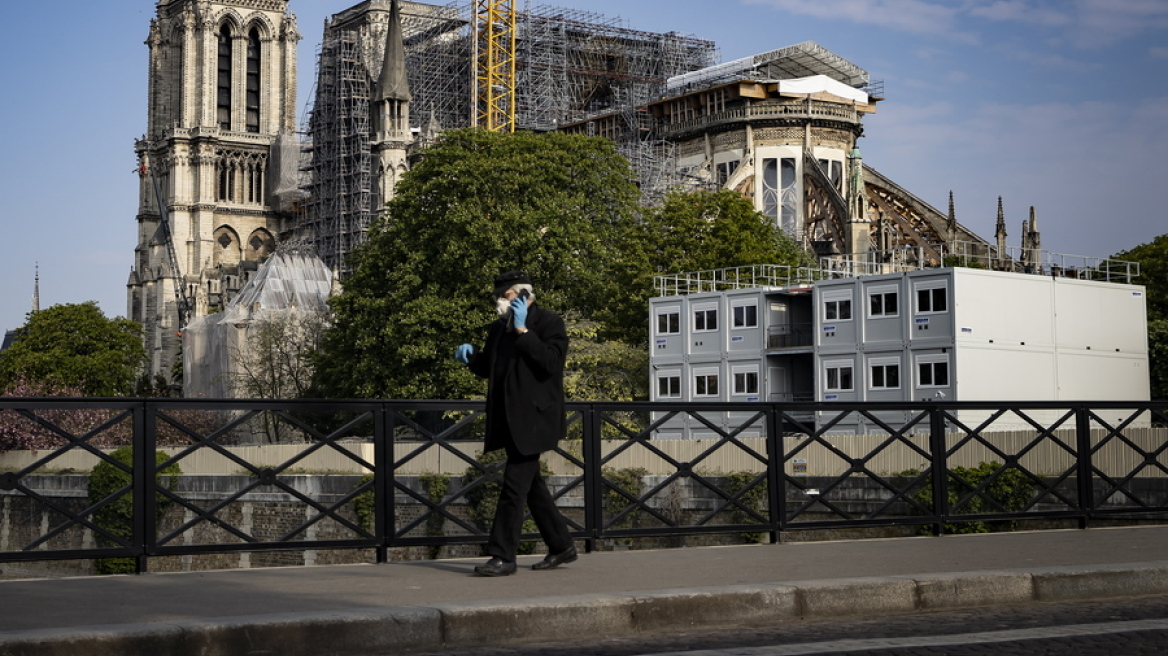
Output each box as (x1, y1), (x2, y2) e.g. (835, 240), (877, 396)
(0, 302), (146, 397)
(563, 314), (648, 402)
(1114, 234), (1168, 321)
(1147, 319), (1168, 401)
(87, 446), (181, 574)
(605, 188), (816, 345)
(312, 129), (641, 400)
(1113, 234), (1168, 399)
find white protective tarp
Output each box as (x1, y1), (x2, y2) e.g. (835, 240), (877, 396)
(776, 75), (868, 104)
(183, 249), (333, 399)
(268, 132), (309, 214)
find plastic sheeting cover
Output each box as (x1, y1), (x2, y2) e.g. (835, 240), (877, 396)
(269, 131), (308, 214)
(183, 250), (333, 399)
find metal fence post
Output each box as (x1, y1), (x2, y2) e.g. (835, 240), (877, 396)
(135, 400), (153, 574)
(376, 403), (391, 563)
(929, 405), (948, 536)
(1075, 404), (1094, 529)
(767, 404), (784, 543)
(581, 404), (602, 552)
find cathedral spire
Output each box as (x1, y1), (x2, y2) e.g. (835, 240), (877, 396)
(994, 196), (1007, 265)
(375, 0), (412, 103)
(946, 190), (956, 246)
(31, 263), (40, 315)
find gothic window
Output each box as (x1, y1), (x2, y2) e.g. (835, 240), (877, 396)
(761, 157), (798, 231)
(212, 226), (240, 266)
(217, 25), (233, 130)
(246, 29), (261, 133)
(762, 158), (779, 221)
(246, 229), (275, 261)
(217, 160), (229, 201)
(216, 154), (237, 202)
(780, 157), (798, 232)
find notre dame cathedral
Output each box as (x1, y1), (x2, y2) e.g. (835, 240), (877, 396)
(128, 0), (301, 377)
(130, 0), (1046, 385)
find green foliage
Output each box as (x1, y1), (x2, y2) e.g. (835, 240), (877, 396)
(462, 449), (547, 555)
(419, 473), (450, 559)
(86, 447), (181, 574)
(0, 302), (146, 397)
(722, 471), (767, 543)
(1149, 319), (1168, 402)
(603, 466), (648, 529)
(563, 314), (649, 402)
(911, 462), (1034, 534)
(1112, 234), (1168, 400)
(312, 128), (641, 400)
(311, 132), (818, 401)
(354, 474), (375, 533)
(608, 189), (816, 345)
(1113, 234), (1168, 321)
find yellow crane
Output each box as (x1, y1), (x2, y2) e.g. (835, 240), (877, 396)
(473, 0), (517, 132)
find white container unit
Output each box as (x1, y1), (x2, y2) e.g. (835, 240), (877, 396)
(814, 268), (1150, 431)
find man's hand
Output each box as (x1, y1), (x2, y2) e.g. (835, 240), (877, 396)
(455, 343), (475, 363)
(510, 296), (529, 329)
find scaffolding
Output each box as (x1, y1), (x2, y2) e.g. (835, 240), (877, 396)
(299, 1), (716, 273)
(303, 29), (373, 275)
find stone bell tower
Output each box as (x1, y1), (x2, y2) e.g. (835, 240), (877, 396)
(128, 0), (300, 381)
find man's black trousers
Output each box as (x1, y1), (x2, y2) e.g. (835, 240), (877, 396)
(486, 445), (573, 561)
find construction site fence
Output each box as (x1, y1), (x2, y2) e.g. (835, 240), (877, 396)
(0, 398), (1165, 572)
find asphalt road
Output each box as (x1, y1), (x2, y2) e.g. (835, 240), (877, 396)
(394, 594), (1168, 656)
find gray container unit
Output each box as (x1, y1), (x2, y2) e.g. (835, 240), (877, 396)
(726, 290), (766, 354)
(859, 274), (907, 351)
(815, 280), (859, 354)
(652, 300), (685, 359)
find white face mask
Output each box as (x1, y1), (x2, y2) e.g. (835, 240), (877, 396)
(495, 296), (512, 318)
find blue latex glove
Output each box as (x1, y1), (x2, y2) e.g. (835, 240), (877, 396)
(510, 296), (529, 329)
(454, 343), (475, 363)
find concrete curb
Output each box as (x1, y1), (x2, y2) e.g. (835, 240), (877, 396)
(2, 562), (1167, 656)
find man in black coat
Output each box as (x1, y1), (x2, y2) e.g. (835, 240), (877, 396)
(454, 271), (577, 576)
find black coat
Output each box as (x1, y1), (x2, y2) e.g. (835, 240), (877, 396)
(467, 304), (568, 456)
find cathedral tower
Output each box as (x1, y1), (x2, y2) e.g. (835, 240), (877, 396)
(371, 0), (412, 221)
(128, 0), (300, 380)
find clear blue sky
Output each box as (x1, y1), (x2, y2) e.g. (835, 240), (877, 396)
(1, 0), (1165, 333)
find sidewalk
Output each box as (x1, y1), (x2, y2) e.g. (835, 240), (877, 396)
(1, 526), (1167, 656)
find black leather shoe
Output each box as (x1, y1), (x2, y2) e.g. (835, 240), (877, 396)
(532, 546), (577, 570)
(474, 557), (517, 577)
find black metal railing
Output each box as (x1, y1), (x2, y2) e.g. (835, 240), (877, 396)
(0, 398), (1165, 573)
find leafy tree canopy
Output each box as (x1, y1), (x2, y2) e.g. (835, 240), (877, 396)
(1112, 234), (1167, 399)
(1148, 319), (1168, 401)
(312, 131), (819, 400)
(312, 129), (642, 399)
(603, 188), (816, 345)
(1114, 233), (1168, 321)
(0, 302), (146, 397)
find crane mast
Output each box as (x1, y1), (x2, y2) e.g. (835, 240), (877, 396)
(142, 165), (194, 330)
(472, 0), (517, 132)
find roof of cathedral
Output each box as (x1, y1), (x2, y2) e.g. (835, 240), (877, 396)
(667, 41), (869, 94)
(1, 329), (16, 353)
(226, 248), (333, 314)
(375, 0), (412, 102)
